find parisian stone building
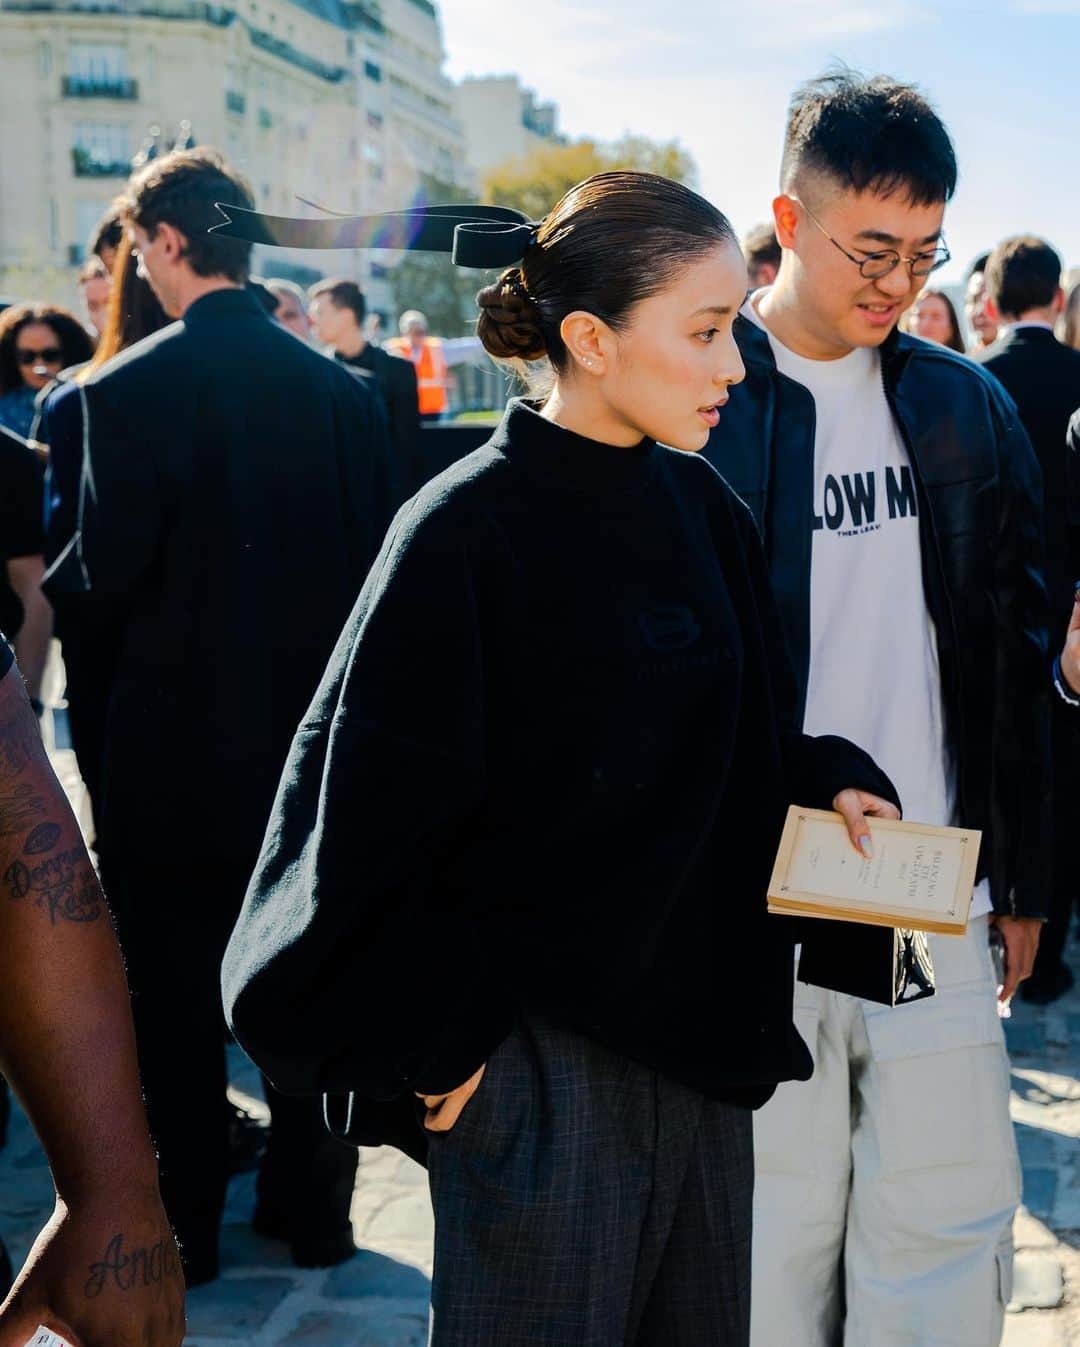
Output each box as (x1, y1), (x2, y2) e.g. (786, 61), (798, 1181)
(457, 74), (565, 180)
(0, 0), (469, 306)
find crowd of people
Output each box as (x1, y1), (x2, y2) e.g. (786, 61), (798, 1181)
(0, 67), (1078, 1347)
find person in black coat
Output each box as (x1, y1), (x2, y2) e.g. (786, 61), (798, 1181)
(75, 147), (398, 1285)
(309, 278), (422, 492)
(220, 173), (900, 1347)
(979, 235), (1080, 1002)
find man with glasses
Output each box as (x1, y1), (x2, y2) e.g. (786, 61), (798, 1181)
(706, 72), (1047, 1346)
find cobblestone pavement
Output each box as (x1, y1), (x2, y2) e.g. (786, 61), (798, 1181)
(0, 714), (1076, 1344)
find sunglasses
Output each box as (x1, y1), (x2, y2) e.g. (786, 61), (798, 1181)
(16, 347), (63, 366)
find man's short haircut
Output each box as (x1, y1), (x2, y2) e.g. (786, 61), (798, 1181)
(78, 255), (110, 285)
(968, 251), (991, 279)
(88, 207), (124, 261)
(119, 147), (254, 284)
(266, 277), (307, 309)
(308, 278), (366, 326)
(985, 236), (1063, 319)
(742, 223), (781, 273)
(781, 70), (957, 206)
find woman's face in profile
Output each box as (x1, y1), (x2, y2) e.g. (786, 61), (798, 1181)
(910, 293), (955, 348)
(598, 243), (748, 453)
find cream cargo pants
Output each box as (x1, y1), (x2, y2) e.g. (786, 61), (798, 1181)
(751, 916), (1021, 1347)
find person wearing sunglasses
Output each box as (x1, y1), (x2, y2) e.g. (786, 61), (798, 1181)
(705, 72), (1047, 1347)
(0, 304), (94, 439)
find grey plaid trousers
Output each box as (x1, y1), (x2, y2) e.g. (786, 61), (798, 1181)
(427, 1017), (753, 1346)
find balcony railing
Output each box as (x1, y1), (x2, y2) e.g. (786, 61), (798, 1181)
(71, 146), (130, 177)
(62, 75), (138, 98)
(4, 0), (233, 20)
(247, 27), (348, 84)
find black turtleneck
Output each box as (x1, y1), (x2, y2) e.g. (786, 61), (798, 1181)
(223, 399), (896, 1145)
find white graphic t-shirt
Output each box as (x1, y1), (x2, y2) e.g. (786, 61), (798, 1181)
(745, 295), (991, 918)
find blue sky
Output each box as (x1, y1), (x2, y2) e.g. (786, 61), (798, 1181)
(442, 0), (1080, 284)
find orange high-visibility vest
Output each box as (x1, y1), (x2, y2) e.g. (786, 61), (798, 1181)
(388, 336), (448, 416)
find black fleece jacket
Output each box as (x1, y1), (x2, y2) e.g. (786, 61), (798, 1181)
(222, 401), (898, 1134)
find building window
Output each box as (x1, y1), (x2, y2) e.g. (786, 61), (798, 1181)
(363, 59), (381, 82)
(226, 89), (246, 115)
(72, 122), (131, 176)
(366, 109), (383, 129)
(65, 44), (137, 98)
(69, 43), (126, 82)
(258, 107), (272, 129)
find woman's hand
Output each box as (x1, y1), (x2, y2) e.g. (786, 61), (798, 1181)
(1060, 589), (1080, 696)
(417, 1064), (486, 1134)
(832, 789), (901, 858)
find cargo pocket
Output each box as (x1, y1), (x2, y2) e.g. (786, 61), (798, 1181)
(861, 981), (1014, 1176)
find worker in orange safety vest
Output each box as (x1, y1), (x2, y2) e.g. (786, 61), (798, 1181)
(387, 310), (449, 421)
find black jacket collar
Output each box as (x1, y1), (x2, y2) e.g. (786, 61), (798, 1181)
(979, 323), (1059, 361)
(183, 287), (266, 326)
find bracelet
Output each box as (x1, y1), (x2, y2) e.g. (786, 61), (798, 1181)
(1052, 655), (1080, 707)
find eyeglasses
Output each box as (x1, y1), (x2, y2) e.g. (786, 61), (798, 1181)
(796, 200), (950, 281)
(16, 347), (63, 366)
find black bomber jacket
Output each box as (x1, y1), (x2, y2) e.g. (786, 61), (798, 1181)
(703, 315), (1051, 920)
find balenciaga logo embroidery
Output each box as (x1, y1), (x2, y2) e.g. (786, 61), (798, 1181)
(639, 605), (703, 653)
(812, 464), (918, 537)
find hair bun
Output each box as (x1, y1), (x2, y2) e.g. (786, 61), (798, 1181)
(476, 268), (547, 361)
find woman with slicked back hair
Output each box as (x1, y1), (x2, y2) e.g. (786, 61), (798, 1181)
(223, 171), (899, 1345)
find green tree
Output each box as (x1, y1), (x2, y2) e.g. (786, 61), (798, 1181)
(482, 134), (698, 222)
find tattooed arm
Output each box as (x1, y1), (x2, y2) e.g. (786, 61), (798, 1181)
(0, 667), (184, 1347)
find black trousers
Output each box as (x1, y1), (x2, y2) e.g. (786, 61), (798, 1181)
(103, 849), (357, 1279)
(428, 1017), (754, 1347)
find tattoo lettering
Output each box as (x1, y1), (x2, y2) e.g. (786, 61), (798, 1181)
(3, 848), (102, 923)
(0, 782), (46, 838)
(85, 1232), (181, 1299)
(24, 822), (61, 855)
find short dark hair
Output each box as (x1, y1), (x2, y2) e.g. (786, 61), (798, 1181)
(985, 236), (1062, 319)
(119, 147), (254, 284)
(88, 207), (124, 262)
(308, 278), (366, 326)
(781, 70), (957, 206)
(968, 251), (991, 279)
(0, 303), (96, 395)
(742, 223), (781, 274)
(476, 171), (737, 373)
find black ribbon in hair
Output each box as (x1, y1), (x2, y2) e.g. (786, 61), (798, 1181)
(211, 201), (541, 269)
